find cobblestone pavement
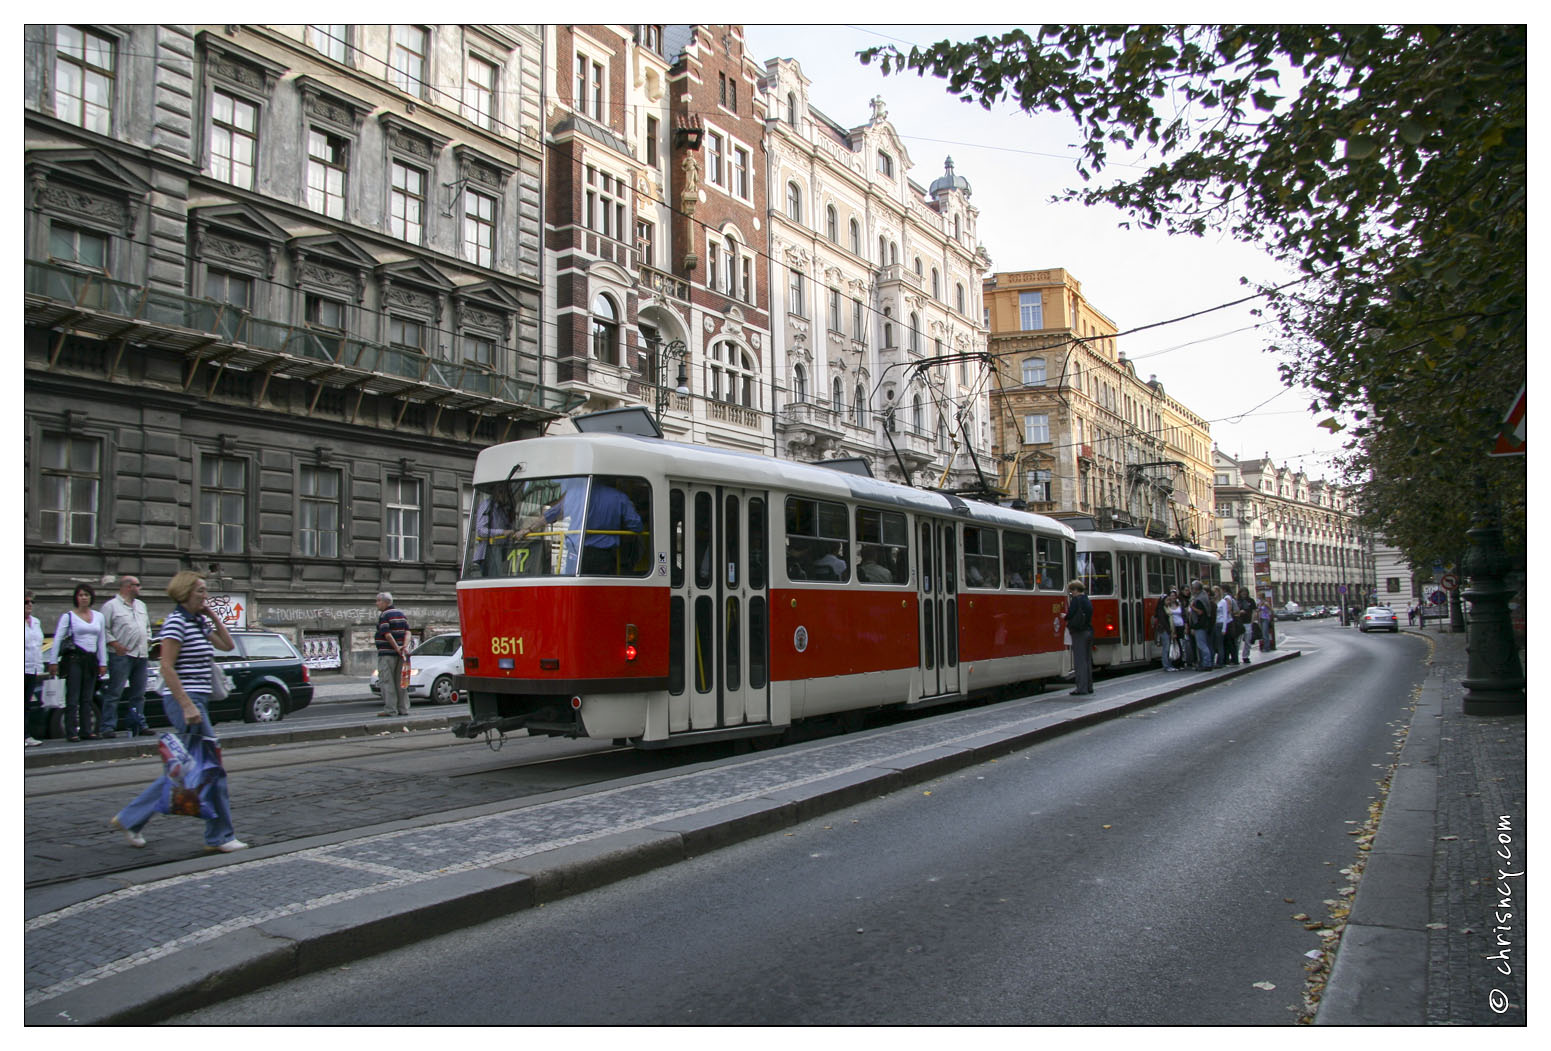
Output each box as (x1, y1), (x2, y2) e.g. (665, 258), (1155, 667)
(1422, 634), (1528, 1024)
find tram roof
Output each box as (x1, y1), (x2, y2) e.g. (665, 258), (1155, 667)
(1075, 530), (1223, 561)
(475, 432), (1074, 538)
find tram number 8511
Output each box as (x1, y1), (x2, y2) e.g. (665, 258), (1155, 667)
(489, 636), (526, 656)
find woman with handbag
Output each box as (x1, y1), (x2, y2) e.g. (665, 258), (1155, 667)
(47, 583), (108, 741)
(24, 593), (45, 745)
(111, 572), (247, 852)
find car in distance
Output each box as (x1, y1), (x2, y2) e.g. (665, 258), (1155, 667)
(1359, 606), (1400, 633)
(144, 630), (315, 725)
(369, 633), (463, 705)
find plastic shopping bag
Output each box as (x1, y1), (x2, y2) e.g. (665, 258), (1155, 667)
(151, 731), (225, 819)
(39, 678), (66, 709)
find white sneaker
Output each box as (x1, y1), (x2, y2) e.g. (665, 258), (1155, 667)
(110, 816), (147, 848)
(24, 737), (41, 747)
(206, 838), (249, 853)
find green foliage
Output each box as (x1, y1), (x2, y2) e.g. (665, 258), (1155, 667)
(863, 25), (1526, 565)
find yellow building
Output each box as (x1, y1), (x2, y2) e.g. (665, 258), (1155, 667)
(983, 269), (1217, 546)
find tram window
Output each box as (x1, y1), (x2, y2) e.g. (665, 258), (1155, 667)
(670, 489), (685, 589)
(748, 596), (768, 689)
(724, 596), (741, 690)
(724, 494), (740, 588)
(1077, 551), (1114, 595)
(693, 595), (713, 693)
(1146, 555), (1164, 596)
(668, 596), (685, 695)
(748, 498), (768, 591)
(1003, 532), (1034, 590)
(694, 492), (713, 589)
(1163, 559), (1179, 593)
(962, 526), (1000, 588)
(1036, 536), (1066, 591)
(785, 496), (849, 582)
(854, 506), (909, 584)
(465, 475), (580, 579)
(579, 475), (652, 576)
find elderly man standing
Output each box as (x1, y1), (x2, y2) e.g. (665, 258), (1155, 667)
(374, 591), (411, 718)
(99, 574), (151, 738)
(1064, 579), (1095, 696)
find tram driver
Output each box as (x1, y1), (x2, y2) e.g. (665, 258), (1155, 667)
(546, 479), (645, 576)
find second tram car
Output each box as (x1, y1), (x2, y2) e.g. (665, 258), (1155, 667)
(1073, 528), (1225, 669)
(453, 433), (1076, 747)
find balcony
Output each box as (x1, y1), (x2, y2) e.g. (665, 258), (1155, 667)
(24, 261), (584, 418)
(781, 399), (846, 458)
(638, 263), (689, 303)
(876, 263), (923, 291)
(707, 399), (763, 430)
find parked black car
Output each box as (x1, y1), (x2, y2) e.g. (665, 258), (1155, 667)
(142, 630), (315, 726)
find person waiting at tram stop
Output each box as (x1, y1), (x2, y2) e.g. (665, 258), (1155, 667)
(545, 479), (645, 575)
(1154, 591), (1177, 672)
(1064, 578), (1094, 695)
(1188, 581), (1214, 671)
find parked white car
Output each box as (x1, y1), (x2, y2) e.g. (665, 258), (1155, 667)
(369, 633), (463, 704)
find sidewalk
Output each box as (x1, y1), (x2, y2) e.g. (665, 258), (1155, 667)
(1316, 628), (1527, 1025)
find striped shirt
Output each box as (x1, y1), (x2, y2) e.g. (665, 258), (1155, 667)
(160, 606), (215, 693)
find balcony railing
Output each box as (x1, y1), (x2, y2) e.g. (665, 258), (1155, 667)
(24, 261), (583, 416)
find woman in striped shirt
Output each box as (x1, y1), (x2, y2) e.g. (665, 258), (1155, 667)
(111, 572), (247, 852)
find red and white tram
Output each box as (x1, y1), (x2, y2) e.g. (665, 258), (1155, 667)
(453, 433), (1076, 748)
(1073, 529), (1225, 669)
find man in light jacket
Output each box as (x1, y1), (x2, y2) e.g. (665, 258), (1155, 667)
(99, 575), (151, 738)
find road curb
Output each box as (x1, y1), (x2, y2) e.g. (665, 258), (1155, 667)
(27, 653), (1299, 1025)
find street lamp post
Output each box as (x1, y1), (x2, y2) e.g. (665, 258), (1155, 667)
(648, 338), (689, 428)
(1459, 504), (1526, 715)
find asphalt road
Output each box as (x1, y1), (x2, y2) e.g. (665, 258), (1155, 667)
(172, 624), (1428, 1025)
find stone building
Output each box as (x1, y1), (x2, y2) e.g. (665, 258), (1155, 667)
(762, 61), (993, 489)
(1212, 450), (1372, 608)
(984, 268), (1216, 544)
(22, 24), (574, 672)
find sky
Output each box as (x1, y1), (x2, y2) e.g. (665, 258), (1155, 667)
(744, 23), (1351, 481)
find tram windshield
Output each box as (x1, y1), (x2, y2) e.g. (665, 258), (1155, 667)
(464, 474), (652, 579)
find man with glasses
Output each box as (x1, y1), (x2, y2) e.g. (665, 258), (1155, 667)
(99, 575), (151, 737)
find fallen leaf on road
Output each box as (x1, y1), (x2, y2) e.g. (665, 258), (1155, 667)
(1253, 981), (1277, 991)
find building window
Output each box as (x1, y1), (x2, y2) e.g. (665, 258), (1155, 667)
(1019, 291), (1044, 330)
(306, 129), (348, 219)
(298, 465), (341, 558)
(854, 384), (867, 427)
(584, 166), (627, 239)
(575, 53), (604, 121)
(877, 150), (894, 178)
(786, 182), (802, 223)
(1027, 469), (1052, 503)
(1024, 413), (1050, 444)
(828, 288), (842, 333)
(464, 54), (497, 129)
(955, 283), (966, 313)
(636, 219), (655, 268)
(786, 91), (797, 124)
(463, 188), (496, 267)
(912, 394), (924, 433)
(705, 132), (724, 187)
(849, 218), (861, 255)
(463, 333), (495, 368)
(199, 455), (247, 555)
(645, 115), (659, 167)
(953, 214), (962, 240)
(826, 205), (839, 243)
(735, 146), (750, 197)
(591, 294), (619, 365)
(208, 89), (258, 189)
(48, 224), (108, 272)
(54, 25), (114, 135)
(390, 26), (429, 98)
(39, 432), (100, 546)
(385, 476), (421, 562)
(389, 316), (425, 354)
(852, 298), (866, 343)
(832, 378), (845, 415)
(718, 72), (737, 112)
(882, 307), (894, 348)
(1021, 357), (1046, 385)
(788, 269), (805, 317)
(308, 25), (348, 63)
(641, 25), (663, 52)
(909, 313), (921, 354)
(914, 257), (923, 278)
(741, 257), (752, 305)
(706, 340), (758, 408)
(205, 270), (252, 318)
(389, 161), (425, 244)
(792, 362), (807, 402)
(721, 235), (739, 297)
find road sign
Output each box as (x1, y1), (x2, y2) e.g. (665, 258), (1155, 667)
(1338, 585), (1348, 594)
(1430, 589), (1447, 606)
(1441, 573), (1459, 591)
(1490, 384), (1525, 457)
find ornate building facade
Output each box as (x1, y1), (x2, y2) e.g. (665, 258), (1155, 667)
(984, 268), (1216, 545)
(762, 60), (993, 489)
(1212, 450), (1373, 608)
(23, 24), (572, 671)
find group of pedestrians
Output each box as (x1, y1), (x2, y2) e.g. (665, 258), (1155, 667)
(1149, 580), (1278, 674)
(24, 575), (153, 745)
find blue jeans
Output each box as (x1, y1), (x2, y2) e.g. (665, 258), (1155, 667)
(115, 694), (235, 847)
(100, 654), (149, 733)
(1158, 629), (1175, 670)
(1193, 627), (1214, 669)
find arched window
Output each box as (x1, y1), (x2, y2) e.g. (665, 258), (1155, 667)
(909, 312), (921, 353)
(854, 383), (867, 427)
(1021, 357), (1046, 385)
(955, 283), (966, 313)
(786, 91), (797, 124)
(953, 214), (961, 240)
(938, 414), (950, 450)
(792, 362), (808, 402)
(590, 293), (619, 365)
(832, 377), (845, 414)
(931, 268), (940, 299)
(878, 235), (887, 265)
(882, 306), (894, 348)
(889, 241), (898, 265)
(849, 218), (861, 255)
(912, 393), (924, 433)
(705, 340), (759, 408)
(913, 256), (923, 277)
(786, 182), (802, 222)
(826, 205), (838, 243)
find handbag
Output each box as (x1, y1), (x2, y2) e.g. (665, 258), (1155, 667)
(151, 730), (225, 819)
(40, 677), (66, 709)
(399, 652), (412, 689)
(207, 656), (230, 701)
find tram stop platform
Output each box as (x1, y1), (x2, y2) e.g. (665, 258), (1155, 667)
(23, 630), (1524, 1025)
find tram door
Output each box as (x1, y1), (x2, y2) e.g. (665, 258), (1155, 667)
(1117, 553), (1146, 663)
(916, 519), (961, 699)
(679, 484), (770, 731)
